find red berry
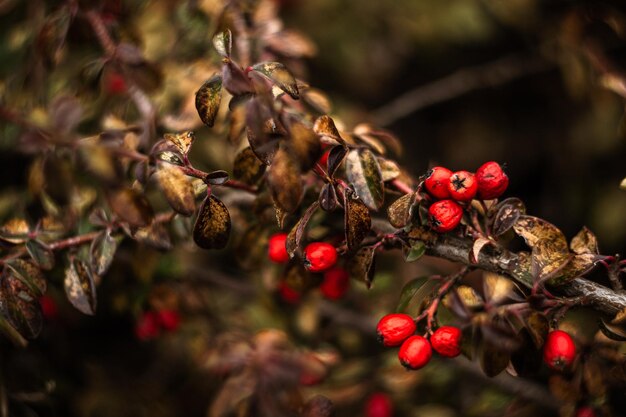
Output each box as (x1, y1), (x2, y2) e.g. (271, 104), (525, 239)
(476, 161), (509, 200)
(543, 330), (576, 371)
(376, 313), (416, 347)
(575, 407), (597, 417)
(279, 281), (301, 304)
(303, 242), (337, 272)
(424, 166), (452, 200)
(448, 170), (477, 201)
(320, 267), (350, 300)
(429, 199), (463, 233)
(430, 326), (462, 358)
(155, 309), (180, 332)
(268, 233), (289, 263)
(398, 335), (432, 370)
(365, 392), (393, 417)
(106, 72), (127, 95)
(135, 311), (161, 341)
(39, 295), (59, 321)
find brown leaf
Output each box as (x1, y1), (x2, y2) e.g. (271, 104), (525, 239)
(302, 89), (331, 114)
(233, 147), (266, 185)
(195, 75), (222, 127)
(212, 29), (232, 57)
(155, 163), (196, 216)
(513, 216), (568, 252)
(64, 257), (97, 315)
(289, 121), (321, 171)
(491, 198), (525, 237)
(531, 241), (571, 283)
(251, 62), (299, 99)
(89, 231), (118, 276)
(525, 312), (549, 349)
(344, 190), (371, 251)
(319, 184), (339, 212)
(482, 272), (516, 305)
(326, 145), (347, 178)
(347, 246), (376, 288)
(107, 188), (154, 227)
(78, 143), (122, 184)
(193, 195), (231, 250)
(479, 341), (510, 377)
(286, 202), (320, 258)
(387, 192), (416, 228)
(312, 116), (343, 144)
(133, 222), (173, 251)
(547, 253), (595, 286)
(245, 98), (283, 165)
(1, 265), (43, 340)
(471, 237), (492, 264)
(164, 131), (195, 156)
(0, 218), (30, 244)
(267, 144), (303, 213)
(570, 226), (599, 255)
(378, 157), (401, 182)
(345, 148), (384, 211)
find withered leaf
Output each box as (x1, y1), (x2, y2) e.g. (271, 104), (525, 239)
(313, 116), (343, 144)
(286, 202), (319, 258)
(387, 192), (416, 228)
(326, 145), (347, 178)
(164, 131), (195, 156)
(222, 61), (254, 97)
(89, 230), (118, 276)
(319, 183), (338, 212)
(525, 312), (549, 349)
(471, 237), (492, 264)
(347, 246), (376, 288)
(195, 75), (223, 127)
(378, 157), (401, 182)
(479, 341), (510, 377)
(547, 253), (595, 286)
(212, 29), (232, 57)
(491, 197), (525, 237)
(531, 241), (571, 283)
(155, 163), (196, 216)
(344, 190), (371, 251)
(107, 188), (154, 227)
(245, 98), (283, 165)
(5, 259), (46, 297)
(25, 239), (55, 270)
(233, 147), (265, 185)
(570, 226), (599, 255)
(193, 195), (231, 250)
(0, 218), (30, 244)
(64, 257), (97, 315)
(134, 222), (173, 251)
(1, 266), (43, 340)
(289, 121), (321, 171)
(513, 216), (568, 252)
(267, 145), (303, 213)
(251, 62), (299, 99)
(345, 148), (384, 211)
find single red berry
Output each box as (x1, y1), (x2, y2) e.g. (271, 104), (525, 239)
(448, 170), (477, 201)
(303, 242), (337, 272)
(39, 295), (59, 321)
(155, 309), (180, 332)
(376, 313), (416, 347)
(398, 335), (432, 370)
(268, 233), (289, 263)
(429, 199), (463, 233)
(135, 311), (161, 341)
(475, 161), (509, 200)
(106, 72), (127, 95)
(279, 281), (301, 304)
(365, 392), (393, 417)
(320, 267), (350, 300)
(424, 166), (453, 200)
(430, 326), (462, 358)
(318, 150), (330, 170)
(575, 407), (597, 417)
(543, 330), (576, 371)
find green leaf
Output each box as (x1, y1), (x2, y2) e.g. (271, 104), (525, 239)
(195, 75), (223, 127)
(193, 195), (231, 250)
(251, 62), (299, 99)
(396, 276), (429, 313)
(212, 29), (232, 57)
(345, 148), (384, 211)
(64, 257), (97, 315)
(89, 230), (118, 276)
(402, 240), (425, 262)
(25, 239), (54, 270)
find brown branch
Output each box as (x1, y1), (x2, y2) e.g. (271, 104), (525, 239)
(371, 54), (552, 126)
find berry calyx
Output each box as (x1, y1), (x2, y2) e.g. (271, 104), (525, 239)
(376, 313), (416, 347)
(303, 242), (338, 272)
(424, 166), (452, 200)
(155, 309), (181, 332)
(429, 199), (463, 233)
(476, 161), (509, 200)
(398, 335), (432, 370)
(448, 170), (477, 201)
(268, 233), (289, 263)
(543, 330), (576, 371)
(430, 326), (462, 357)
(320, 267), (350, 300)
(365, 392), (393, 417)
(135, 311), (161, 341)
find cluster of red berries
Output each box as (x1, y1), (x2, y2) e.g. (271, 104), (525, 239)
(135, 309), (181, 341)
(425, 161), (508, 233)
(376, 313), (462, 370)
(268, 233), (348, 301)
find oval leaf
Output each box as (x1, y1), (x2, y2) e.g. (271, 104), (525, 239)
(213, 29), (232, 57)
(347, 246), (376, 288)
(345, 148), (384, 211)
(195, 75), (223, 127)
(251, 62), (299, 99)
(164, 131), (195, 156)
(233, 147), (266, 185)
(206, 170), (230, 185)
(64, 257), (97, 315)
(155, 163), (196, 216)
(267, 145), (303, 213)
(286, 202), (319, 258)
(396, 276), (430, 313)
(344, 190), (371, 251)
(387, 192), (416, 228)
(193, 195), (231, 250)
(107, 188), (154, 227)
(25, 239), (55, 270)
(491, 198), (525, 237)
(402, 240), (426, 262)
(89, 230), (118, 276)
(1, 267), (43, 340)
(570, 226), (599, 255)
(319, 183), (339, 212)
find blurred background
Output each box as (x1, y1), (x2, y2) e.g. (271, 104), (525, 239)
(1, 0), (626, 416)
